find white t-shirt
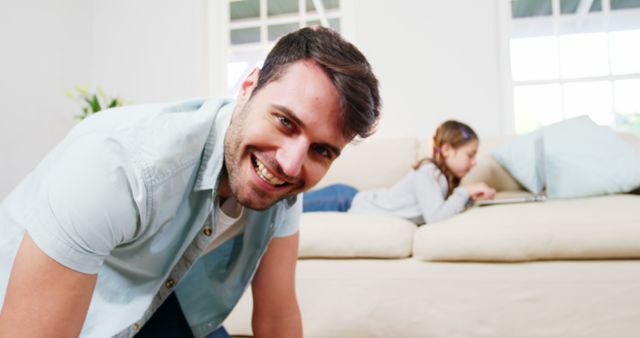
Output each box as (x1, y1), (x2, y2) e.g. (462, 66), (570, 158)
(203, 197), (245, 255)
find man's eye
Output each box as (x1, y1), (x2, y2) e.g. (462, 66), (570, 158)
(311, 144), (330, 158)
(277, 115), (293, 129)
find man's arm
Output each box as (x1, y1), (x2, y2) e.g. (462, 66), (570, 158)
(0, 233), (96, 338)
(251, 232), (302, 338)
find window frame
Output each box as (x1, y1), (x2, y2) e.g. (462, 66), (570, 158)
(212, 0), (347, 98)
(499, 0), (640, 134)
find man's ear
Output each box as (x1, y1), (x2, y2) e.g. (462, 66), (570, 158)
(236, 68), (260, 104)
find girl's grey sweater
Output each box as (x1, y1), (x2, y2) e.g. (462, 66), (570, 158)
(348, 162), (470, 225)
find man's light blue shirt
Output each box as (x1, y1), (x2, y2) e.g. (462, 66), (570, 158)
(0, 98), (301, 337)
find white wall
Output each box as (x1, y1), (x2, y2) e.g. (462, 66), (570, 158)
(205, 0), (506, 139)
(0, 0), (210, 198)
(0, 0), (92, 198)
(347, 0), (505, 140)
(90, 0), (209, 104)
(0, 0), (505, 198)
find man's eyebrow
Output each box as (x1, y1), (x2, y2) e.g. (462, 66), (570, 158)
(272, 104), (342, 157)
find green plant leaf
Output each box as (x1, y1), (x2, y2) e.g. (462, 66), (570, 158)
(67, 86), (126, 120)
(107, 98), (120, 108)
(75, 85), (89, 97)
(89, 94), (102, 113)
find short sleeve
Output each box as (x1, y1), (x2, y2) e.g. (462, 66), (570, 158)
(273, 197), (301, 237)
(26, 135), (143, 274)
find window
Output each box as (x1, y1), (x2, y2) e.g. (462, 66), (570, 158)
(508, 0), (640, 134)
(226, 0), (342, 96)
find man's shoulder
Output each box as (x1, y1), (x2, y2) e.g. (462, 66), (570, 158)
(77, 98), (229, 132)
(77, 98), (231, 173)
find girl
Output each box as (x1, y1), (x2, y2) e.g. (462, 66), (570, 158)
(302, 120), (496, 224)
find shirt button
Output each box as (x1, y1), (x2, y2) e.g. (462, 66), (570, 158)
(164, 278), (175, 289)
(132, 323), (140, 331)
(203, 226), (212, 237)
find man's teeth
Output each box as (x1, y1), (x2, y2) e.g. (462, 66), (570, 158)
(255, 159), (286, 186)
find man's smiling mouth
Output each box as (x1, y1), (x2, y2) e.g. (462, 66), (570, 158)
(252, 155), (287, 187)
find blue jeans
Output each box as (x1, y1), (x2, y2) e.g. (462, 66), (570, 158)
(136, 292), (231, 338)
(303, 183), (358, 212)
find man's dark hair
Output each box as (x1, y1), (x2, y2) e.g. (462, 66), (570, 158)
(252, 26), (381, 141)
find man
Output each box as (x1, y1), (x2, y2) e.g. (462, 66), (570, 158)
(0, 26), (380, 338)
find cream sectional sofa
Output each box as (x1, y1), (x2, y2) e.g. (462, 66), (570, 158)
(224, 134), (640, 338)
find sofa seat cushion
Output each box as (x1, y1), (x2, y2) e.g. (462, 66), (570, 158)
(413, 194), (640, 262)
(299, 212), (417, 258)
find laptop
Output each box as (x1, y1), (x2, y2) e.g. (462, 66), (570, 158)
(476, 135), (547, 207)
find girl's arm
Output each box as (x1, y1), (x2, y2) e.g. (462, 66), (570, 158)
(415, 166), (471, 224)
(462, 182), (496, 201)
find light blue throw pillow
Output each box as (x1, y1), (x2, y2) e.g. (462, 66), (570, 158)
(543, 116), (640, 199)
(492, 116), (640, 199)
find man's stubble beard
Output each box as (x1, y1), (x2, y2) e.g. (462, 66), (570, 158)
(222, 102), (294, 211)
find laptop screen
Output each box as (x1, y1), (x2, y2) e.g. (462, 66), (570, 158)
(533, 133), (546, 196)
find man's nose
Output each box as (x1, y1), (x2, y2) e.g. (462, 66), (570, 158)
(276, 138), (308, 179)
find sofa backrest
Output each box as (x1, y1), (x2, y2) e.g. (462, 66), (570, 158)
(316, 137), (420, 190)
(459, 137), (524, 191)
(316, 136), (523, 192)
(316, 136), (528, 192)
(315, 132), (640, 193)
(415, 136), (524, 191)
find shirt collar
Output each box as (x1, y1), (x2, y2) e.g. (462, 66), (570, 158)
(193, 100), (235, 192)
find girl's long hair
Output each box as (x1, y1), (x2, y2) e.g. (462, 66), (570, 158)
(413, 120), (478, 197)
